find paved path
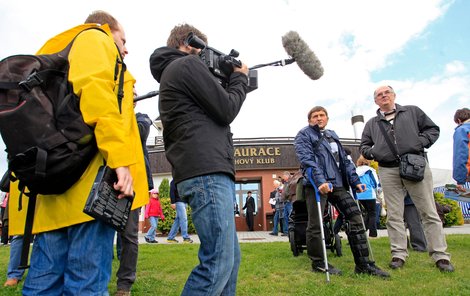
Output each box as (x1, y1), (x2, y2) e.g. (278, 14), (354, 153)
(139, 223), (470, 245)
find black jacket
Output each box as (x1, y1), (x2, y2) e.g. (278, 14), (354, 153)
(243, 196), (255, 213)
(149, 47), (248, 183)
(360, 104), (439, 165)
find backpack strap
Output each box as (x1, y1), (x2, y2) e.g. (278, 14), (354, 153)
(0, 70), (64, 92)
(115, 59), (126, 113)
(18, 191), (37, 269)
(0, 81), (23, 90)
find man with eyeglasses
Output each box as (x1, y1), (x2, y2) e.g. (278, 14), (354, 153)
(360, 85), (454, 272)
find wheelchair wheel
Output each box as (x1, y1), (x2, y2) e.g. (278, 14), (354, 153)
(289, 231), (299, 257)
(334, 234), (342, 257)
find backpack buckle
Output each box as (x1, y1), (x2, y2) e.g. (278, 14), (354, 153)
(19, 72), (43, 92)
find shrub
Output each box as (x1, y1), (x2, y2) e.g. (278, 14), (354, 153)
(158, 178), (170, 199)
(379, 215), (387, 229)
(158, 197), (175, 234)
(434, 192), (464, 227)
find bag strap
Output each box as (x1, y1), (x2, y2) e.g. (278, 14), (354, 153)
(377, 120), (400, 160)
(18, 191), (37, 269)
(116, 59), (126, 113)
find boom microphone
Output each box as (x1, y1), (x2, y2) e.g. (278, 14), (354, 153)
(282, 31), (324, 80)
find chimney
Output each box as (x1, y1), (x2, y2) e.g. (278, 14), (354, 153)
(351, 110), (364, 140)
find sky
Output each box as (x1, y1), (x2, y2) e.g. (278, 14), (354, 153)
(0, 0), (469, 177)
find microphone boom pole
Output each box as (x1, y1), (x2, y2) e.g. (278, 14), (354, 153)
(250, 58), (295, 70)
(134, 90), (160, 102)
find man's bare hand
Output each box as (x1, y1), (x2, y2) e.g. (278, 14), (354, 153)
(233, 63), (249, 76)
(114, 166), (134, 199)
(318, 183), (333, 195)
(456, 184), (466, 192)
(356, 184), (366, 193)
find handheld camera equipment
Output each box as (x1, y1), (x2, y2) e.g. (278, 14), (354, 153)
(184, 32), (258, 92)
(136, 31), (323, 102)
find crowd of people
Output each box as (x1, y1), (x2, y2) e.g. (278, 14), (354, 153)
(0, 9), (468, 296)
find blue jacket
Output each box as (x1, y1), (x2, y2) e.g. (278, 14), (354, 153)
(453, 121), (470, 185)
(294, 124), (361, 190)
(356, 165), (379, 200)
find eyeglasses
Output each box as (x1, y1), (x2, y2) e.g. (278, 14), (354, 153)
(375, 89), (394, 98)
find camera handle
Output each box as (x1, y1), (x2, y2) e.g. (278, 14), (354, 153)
(221, 55), (242, 68)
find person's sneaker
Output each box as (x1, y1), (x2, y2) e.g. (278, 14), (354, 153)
(436, 259), (454, 272)
(281, 233), (288, 236)
(355, 263), (390, 278)
(312, 261), (342, 275)
(269, 232), (278, 236)
(144, 237), (150, 243)
(3, 278), (19, 287)
(167, 238), (179, 243)
(183, 238), (194, 244)
(389, 257), (405, 269)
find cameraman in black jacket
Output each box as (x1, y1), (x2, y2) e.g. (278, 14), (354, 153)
(149, 24), (249, 296)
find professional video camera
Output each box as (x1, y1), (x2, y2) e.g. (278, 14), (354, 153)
(184, 32), (258, 92)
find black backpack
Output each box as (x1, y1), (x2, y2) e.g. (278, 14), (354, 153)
(0, 27), (125, 268)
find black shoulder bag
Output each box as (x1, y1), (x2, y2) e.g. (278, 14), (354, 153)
(377, 121), (426, 182)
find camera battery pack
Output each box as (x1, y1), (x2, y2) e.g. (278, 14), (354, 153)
(83, 166), (133, 232)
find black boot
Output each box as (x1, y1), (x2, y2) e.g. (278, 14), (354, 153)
(348, 230), (390, 278)
(312, 261), (342, 275)
(355, 262), (390, 278)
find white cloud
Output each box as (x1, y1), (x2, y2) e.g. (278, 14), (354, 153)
(444, 60), (467, 75)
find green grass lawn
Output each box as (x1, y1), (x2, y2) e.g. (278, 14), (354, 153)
(1, 235), (469, 295)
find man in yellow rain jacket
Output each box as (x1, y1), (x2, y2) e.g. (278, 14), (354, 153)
(8, 11), (148, 295)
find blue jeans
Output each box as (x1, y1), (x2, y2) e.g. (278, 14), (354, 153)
(23, 220), (115, 296)
(375, 203), (382, 228)
(272, 210), (280, 234)
(177, 173), (240, 296)
(168, 202), (190, 240)
(283, 201), (292, 234)
(145, 216), (159, 241)
(7, 235), (25, 280)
